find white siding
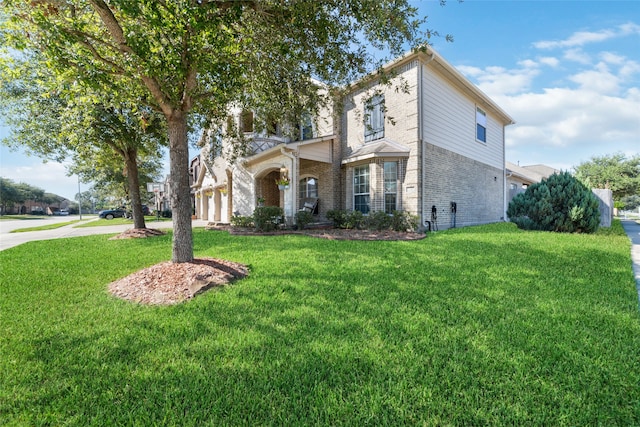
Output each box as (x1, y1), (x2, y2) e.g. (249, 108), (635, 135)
(299, 140), (332, 163)
(315, 93), (334, 137)
(421, 64), (504, 170)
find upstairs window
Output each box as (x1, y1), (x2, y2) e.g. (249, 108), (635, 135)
(364, 94), (384, 142)
(241, 110), (254, 133)
(300, 113), (314, 140)
(476, 107), (487, 143)
(267, 119), (280, 137)
(226, 115), (234, 134)
(208, 130), (223, 159)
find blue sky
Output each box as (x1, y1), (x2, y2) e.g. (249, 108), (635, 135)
(1, 0), (639, 200)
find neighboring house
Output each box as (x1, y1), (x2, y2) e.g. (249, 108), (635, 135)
(192, 47), (514, 230)
(0, 199), (68, 215)
(506, 161), (560, 203)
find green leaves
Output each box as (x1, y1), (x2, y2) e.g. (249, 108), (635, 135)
(507, 172), (601, 233)
(2, 0), (443, 261)
(574, 153), (640, 200)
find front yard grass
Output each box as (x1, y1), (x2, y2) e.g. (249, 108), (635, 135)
(9, 220), (83, 232)
(0, 222), (638, 425)
(73, 215), (171, 227)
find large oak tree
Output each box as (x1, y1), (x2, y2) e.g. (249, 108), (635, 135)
(1, 0), (433, 262)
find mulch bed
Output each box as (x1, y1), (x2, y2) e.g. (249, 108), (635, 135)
(206, 224), (427, 241)
(106, 224), (425, 306)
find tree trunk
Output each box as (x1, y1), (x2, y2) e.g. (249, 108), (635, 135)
(167, 111), (194, 263)
(123, 148), (147, 229)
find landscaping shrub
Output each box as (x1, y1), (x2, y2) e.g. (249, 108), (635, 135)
(507, 171), (600, 233)
(326, 209), (348, 228)
(253, 206), (284, 232)
(328, 209), (418, 231)
(230, 214), (253, 228)
(161, 210), (172, 218)
(365, 210), (391, 231)
(294, 210), (314, 230)
(344, 210), (365, 229)
(327, 209), (365, 229)
(390, 210), (419, 232)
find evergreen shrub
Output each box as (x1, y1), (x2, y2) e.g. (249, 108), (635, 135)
(507, 171), (600, 233)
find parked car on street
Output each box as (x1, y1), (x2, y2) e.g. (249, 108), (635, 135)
(98, 208), (127, 220)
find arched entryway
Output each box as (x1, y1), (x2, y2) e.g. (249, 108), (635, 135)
(256, 170), (281, 207)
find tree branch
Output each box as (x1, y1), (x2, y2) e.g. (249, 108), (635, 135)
(89, 0), (175, 117)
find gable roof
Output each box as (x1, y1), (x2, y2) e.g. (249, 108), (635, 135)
(351, 47), (515, 127)
(506, 161), (560, 183)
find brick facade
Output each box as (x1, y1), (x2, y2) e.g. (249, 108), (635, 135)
(423, 143), (504, 229)
(194, 49), (512, 228)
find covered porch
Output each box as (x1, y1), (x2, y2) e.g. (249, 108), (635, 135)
(240, 135), (336, 224)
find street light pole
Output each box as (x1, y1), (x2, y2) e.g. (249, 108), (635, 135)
(77, 176), (82, 220)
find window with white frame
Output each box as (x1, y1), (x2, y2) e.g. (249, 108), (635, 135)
(476, 107), (487, 143)
(364, 94), (384, 142)
(299, 177), (318, 199)
(353, 165), (370, 214)
(384, 161), (398, 214)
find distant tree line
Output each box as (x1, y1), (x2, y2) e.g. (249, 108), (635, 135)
(0, 177), (66, 214)
(574, 153), (640, 201)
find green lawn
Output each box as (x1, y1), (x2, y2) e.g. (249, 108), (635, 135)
(10, 220), (83, 232)
(0, 215), (48, 220)
(1, 222), (638, 425)
(74, 216), (171, 227)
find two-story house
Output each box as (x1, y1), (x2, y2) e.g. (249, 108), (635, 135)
(192, 47), (514, 230)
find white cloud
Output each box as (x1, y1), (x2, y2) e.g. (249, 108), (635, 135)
(456, 65), (484, 78)
(600, 52), (626, 65)
(619, 22), (640, 35)
(458, 64), (540, 96)
(598, 52), (640, 78)
(517, 59), (538, 69)
(500, 87), (640, 156)
(534, 29), (616, 49)
(533, 23), (640, 49)
(563, 48), (591, 64)
(569, 67), (621, 94)
(538, 57), (560, 68)
(479, 22), (640, 168)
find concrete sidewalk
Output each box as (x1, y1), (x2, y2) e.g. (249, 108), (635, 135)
(621, 219), (640, 305)
(0, 218), (209, 251)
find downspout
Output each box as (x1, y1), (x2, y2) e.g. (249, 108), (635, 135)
(281, 146), (296, 223)
(503, 126), (507, 221)
(418, 53), (435, 230)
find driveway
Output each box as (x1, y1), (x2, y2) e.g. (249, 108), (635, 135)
(0, 216), (209, 251)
